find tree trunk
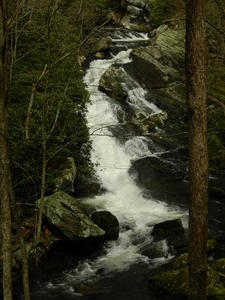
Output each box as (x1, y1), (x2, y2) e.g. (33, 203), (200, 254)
(0, 1), (13, 299)
(186, 1), (208, 300)
(10, 182), (31, 300)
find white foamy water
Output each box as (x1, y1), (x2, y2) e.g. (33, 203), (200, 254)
(40, 33), (186, 294)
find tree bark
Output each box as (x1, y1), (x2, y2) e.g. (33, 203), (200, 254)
(0, 1), (13, 299)
(186, 1), (208, 300)
(10, 182), (31, 300)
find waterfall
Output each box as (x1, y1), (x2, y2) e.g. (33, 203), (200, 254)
(29, 31), (187, 300)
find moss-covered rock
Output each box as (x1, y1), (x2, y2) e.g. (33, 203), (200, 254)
(99, 66), (128, 101)
(125, 26), (185, 89)
(211, 259), (225, 276)
(149, 262), (225, 300)
(132, 110), (167, 133)
(39, 192), (105, 240)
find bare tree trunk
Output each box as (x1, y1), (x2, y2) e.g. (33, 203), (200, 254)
(35, 138), (46, 244)
(9, 182), (31, 300)
(25, 64), (48, 141)
(186, 1), (208, 300)
(0, 1), (13, 299)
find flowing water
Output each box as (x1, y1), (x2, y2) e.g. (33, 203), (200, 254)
(29, 31), (187, 300)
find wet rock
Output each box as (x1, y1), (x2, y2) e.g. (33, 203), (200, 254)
(209, 186), (225, 199)
(55, 157), (76, 193)
(152, 219), (187, 254)
(125, 54), (168, 89)
(125, 27), (185, 89)
(131, 156), (185, 184)
(95, 52), (105, 59)
(127, 5), (142, 17)
(132, 110), (168, 133)
(91, 211), (119, 240)
(99, 66), (128, 102)
(40, 192), (105, 240)
(94, 37), (112, 53)
(141, 240), (170, 259)
(126, 0), (147, 9)
(152, 219), (185, 242)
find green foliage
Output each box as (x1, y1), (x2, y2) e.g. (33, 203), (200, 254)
(8, 1), (94, 201)
(149, 0), (185, 28)
(149, 0), (171, 27)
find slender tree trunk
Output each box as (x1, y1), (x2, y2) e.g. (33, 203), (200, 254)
(186, 1), (208, 300)
(35, 138), (47, 244)
(9, 182), (31, 300)
(0, 1), (13, 299)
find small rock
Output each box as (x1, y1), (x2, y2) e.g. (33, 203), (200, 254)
(95, 52), (105, 59)
(126, 0), (146, 8)
(94, 37), (112, 53)
(127, 5), (142, 17)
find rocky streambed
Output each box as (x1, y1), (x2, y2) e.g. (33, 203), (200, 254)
(17, 13), (225, 300)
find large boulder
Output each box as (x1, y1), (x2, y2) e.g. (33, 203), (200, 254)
(126, 0), (147, 9)
(127, 5), (142, 17)
(40, 192), (105, 240)
(130, 156), (186, 188)
(152, 219), (187, 254)
(91, 211), (119, 240)
(152, 219), (185, 242)
(125, 26), (185, 89)
(99, 66), (128, 102)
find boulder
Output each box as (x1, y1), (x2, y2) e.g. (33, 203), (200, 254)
(126, 0), (146, 8)
(40, 192), (105, 240)
(131, 156), (185, 184)
(55, 157), (76, 193)
(125, 27), (185, 89)
(94, 37), (112, 53)
(127, 5), (142, 17)
(99, 66), (128, 102)
(152, 219), (185, 242)
(152, 219), (187, 254)
(125, 53), (169, 89)
(91, 211), (119, 240)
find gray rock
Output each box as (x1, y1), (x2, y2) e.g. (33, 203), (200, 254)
(152, 219), (185, 242)
(91, 211), (119, 240)
(125, 27), (185, 89)
(127, 5), (142, 16)
(94, 37), (112, 53)
(99, 66), (129, 102)
(55, 157), (76, 193)
(152, 219), (187, 254)
(40, 192), (105, 240)
(126, 0), (146, 8)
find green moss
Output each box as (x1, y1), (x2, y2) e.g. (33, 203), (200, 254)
(208, 239), (217, 253)
(211, 259), (225, 275)
(149, 253), (225, 299)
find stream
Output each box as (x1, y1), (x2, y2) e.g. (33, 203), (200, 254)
(29, 30), (188, 300)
